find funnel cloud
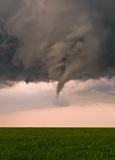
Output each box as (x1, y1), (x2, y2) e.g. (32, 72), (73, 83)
(0, 0), (115, 94)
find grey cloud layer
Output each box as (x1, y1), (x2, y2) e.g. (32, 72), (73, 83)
(0, 0), (115, 94)
(72, 78), (115, 106)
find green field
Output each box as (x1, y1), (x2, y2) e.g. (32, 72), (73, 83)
(0, 128), (115, 160)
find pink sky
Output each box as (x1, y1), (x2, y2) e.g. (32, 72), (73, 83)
(0, 105), (115, 127)
(0, 79), (115, 127)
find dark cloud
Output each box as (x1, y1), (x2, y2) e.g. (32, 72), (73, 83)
(0, 0), (19, 20)
(0, 0), (115, 95)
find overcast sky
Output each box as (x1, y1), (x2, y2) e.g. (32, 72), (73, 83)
(0, 0), (115, 127)
(0, 79), (115, 127)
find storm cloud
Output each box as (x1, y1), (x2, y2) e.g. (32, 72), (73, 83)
(0, 0), (115, 95)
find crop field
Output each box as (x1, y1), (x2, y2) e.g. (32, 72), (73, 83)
(0, 128), (115, 160)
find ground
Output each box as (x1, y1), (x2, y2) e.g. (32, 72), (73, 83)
(0, 128), (115, 160)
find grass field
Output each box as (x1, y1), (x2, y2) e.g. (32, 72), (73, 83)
(0, 128), (115, 160)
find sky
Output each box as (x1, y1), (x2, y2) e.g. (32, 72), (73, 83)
(0, 79), (115, 127)
(0, 0), (115, 127)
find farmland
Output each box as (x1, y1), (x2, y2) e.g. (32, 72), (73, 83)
(0, 128), (115, 160)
